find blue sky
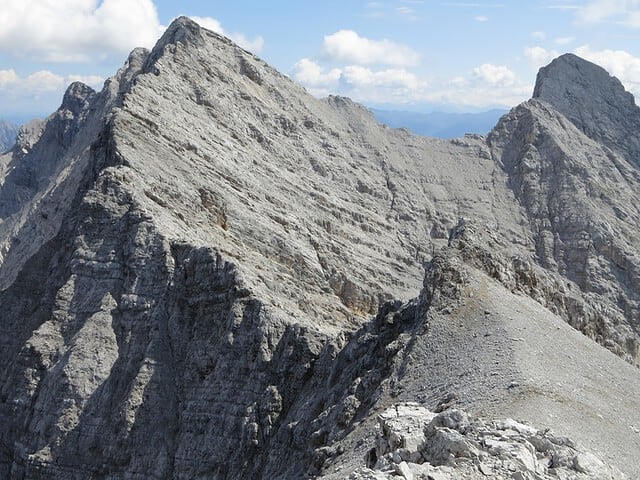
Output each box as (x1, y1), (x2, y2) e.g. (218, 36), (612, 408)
(1, 0), (640, 121)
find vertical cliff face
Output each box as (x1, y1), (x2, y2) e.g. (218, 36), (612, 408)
(0, 17), (639, 479)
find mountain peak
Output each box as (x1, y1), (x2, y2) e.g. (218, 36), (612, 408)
(60, 81), (96, 115)
(532, 53), (631, 105)
(159, 16), (204, 46)
(146, 16), (218, 63)
(154, 16), (235, 52)
(532, 53), (640, 164)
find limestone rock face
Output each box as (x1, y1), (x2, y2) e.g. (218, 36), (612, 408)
(0, 17), (639, 480)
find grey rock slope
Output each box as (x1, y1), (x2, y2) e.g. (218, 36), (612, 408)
(0, 119), (19, 152)
(318, 223), (640, 479)
(0, 17), (639, 479)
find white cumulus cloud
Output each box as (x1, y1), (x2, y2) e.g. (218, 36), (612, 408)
(188, 16), (264, 53)
(472, 63), (516, 86)
(0, 70), (66, 93)
(322, 30), (421, 67)
(524, 46), (560, 68)
(292, 58), (341, 95)
(0, 0), (165, 62)
(292, 59), (426, 105)
(341, 65), (423, 90)
(419, 69), (531, 109)
(573, 45), (640, 97)
(23, 71), (66, 93)
(294, 29), (424, 102)
(0, 69), (20, 88)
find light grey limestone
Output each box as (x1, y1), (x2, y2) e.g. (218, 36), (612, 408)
(350, 403), (625, 479)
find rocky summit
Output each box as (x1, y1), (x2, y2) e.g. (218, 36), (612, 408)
(1, 17), (639, 479)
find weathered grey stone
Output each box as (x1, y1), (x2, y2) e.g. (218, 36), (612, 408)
(355, 403), (626, 480)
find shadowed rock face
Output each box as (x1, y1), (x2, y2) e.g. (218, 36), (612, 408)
(0, 17), (639, 479)
(0, 120), (18, 152)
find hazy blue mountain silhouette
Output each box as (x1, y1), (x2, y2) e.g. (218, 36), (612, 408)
(372, 108), (507, 138)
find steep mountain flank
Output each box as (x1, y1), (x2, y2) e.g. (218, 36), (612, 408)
(0, 17), (639, 479)
(490, 61), (640, 363)
(315, 222), (640, 478)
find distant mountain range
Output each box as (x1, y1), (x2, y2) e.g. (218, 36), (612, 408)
(0, 119), (19, 152)
(1, 108), (505, 149)
(371, 108), (508, 138)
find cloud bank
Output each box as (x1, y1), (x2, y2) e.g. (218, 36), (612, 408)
(293, 29), (530, 109)
(322, 30), (420, 67)
(188, 16), (264, 53)
(577, 0), (640, 27)
(0, 0), (164, 63)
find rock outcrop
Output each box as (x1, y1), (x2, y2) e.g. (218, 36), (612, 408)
(489, 97), (640, 363)
(349, 403), (625, 479)
(0, 17), (639, 480)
